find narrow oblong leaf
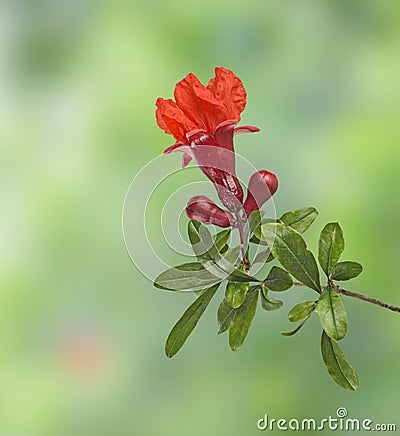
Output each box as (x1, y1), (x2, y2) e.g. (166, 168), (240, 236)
(288, 301), (317, 322)
(213, 229), (231, 252)
(261, 223), (321, 292)
(225, 280), (249, 308)
(265, 266), (293, 291)
(188, 220), (220, 262)
(229, 287), (259, 351)
(331, 261), (363, 281)
(217, 298), (237, 334)
(279, 207), (318, 233)
(321, 331), (359, 390)
(165, 284), (219, 357)
(318, 222), (344, 276)
(281, 316), (311, 336)
(260, 286), (283, 311)
(316, 286), (348, 341)
(154, 262), (221, 291)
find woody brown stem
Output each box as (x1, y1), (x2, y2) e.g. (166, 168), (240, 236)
(293, 281), (400, 313)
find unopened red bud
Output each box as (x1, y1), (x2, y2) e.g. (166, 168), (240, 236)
(186, 195), (233, 227)
(243, 170), (278, 215)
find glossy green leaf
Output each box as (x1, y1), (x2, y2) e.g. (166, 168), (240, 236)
(260, 286), (283, 311)
(213, 229), (231, 252)
(316, 286), (347, 341)
(229, 287), (259, 351)
(318, 222), (344, 276)
(165, 284), (219, 357)
(217, 298), (237, 334)
(288, 301), (317, 322)
(154, 262), (221, 291)
(265, 266), (293, 291)
(321, 331), (359, 390)
(330, 261), (363, 281)
(261, 223), (321, 292)
(279, 207), (318, 234)
(281, 316), (311, 336)
(188, 220), (220, 262)
(225, 280), (249, 308)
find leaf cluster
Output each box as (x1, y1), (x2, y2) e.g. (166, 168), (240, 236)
(154, 209), (363, 390)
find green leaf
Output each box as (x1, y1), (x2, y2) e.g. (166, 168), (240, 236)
(154, 262), (221, 291)
(260, 286), (283, 311)
(217, 298), (237, 334)
(316, 286), (348, 341)
(188, 220), (220, 262)
(225, 280), (249, 308)
(261, 223), (321, 292)
(279, 207), (318, 233)
(229, 287), (259, 351)
(288, 301), (317, 322)
(321, 331), (359, 390)
(250, 208), (318, 245)
(251, 217), (277, 243)
(331, 261), (363, 281)
(318, 222), (345, 276)
(165, 284), (219, 357)
(281, 316), (311, 336)
(253, 249), (274, 264)
(265, 266), (293, 291)
(213, 229), (231, 252)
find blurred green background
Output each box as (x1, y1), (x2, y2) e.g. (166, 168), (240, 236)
(1, 0), (399, 435)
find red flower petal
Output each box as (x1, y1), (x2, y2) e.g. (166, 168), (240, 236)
(174, 73), (227, 133)
(163, 142), (188, 154)
(213, 120), (237, 152)
(156, 98), (197, 143)
(234, 125), (260, 135)
(207, 67), (247, 122)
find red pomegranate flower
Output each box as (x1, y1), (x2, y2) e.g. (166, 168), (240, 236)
(156, 67), (259, 212)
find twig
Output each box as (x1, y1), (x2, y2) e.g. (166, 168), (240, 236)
(293, 281), (400, 313)
(237, 218), (250, 272)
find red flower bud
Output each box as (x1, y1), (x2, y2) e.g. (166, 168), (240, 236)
(243, 170), (278, 215)
(186, 195), (233, 227)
